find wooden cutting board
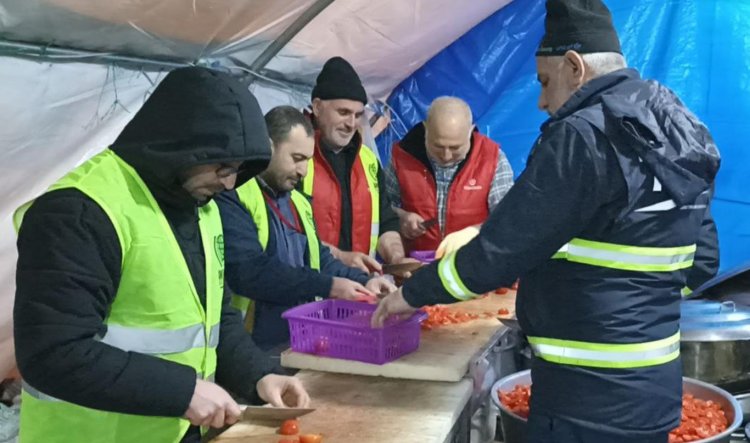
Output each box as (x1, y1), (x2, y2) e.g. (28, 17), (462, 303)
(281, 292), (515, 382)
(210, 370), (473, 443)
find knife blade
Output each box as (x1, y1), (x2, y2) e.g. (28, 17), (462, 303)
(239, 405), (315, 422)
(419, 218), (438, 230)
(381, 261), (423, 275)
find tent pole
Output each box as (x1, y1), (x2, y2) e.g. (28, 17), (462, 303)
(0, 40), (190, 71)
(242, 0), (335, 85)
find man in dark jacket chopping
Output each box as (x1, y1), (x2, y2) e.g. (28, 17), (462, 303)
(374, 1), (720, 441)
(14, 67), (309, 443)
(217, 106), (396, 352)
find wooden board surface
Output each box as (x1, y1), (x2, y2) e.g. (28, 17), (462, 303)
(280, 293), (515, 382)
(210, 370), (473, 443)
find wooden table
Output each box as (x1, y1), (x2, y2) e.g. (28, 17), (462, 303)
(211, 292), (517, 443)
(211, 370), (473, 443)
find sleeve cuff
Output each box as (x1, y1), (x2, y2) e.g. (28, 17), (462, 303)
(402, 260), (459, 307)
(308, 273), (334, 299)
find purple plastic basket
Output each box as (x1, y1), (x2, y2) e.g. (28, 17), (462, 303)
(409, 250), (436, 263)
(281, 299), (427, 365)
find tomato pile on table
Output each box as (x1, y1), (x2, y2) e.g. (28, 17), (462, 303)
(420, 284), (514, 330)
(420, 305), (512, 330)
(497, 386), (729, 441)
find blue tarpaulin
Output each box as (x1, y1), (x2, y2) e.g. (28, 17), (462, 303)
(377, 0), (750, 273)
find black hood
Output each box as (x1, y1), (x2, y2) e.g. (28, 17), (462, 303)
(550, 68), (720, 207)
(111, 66), (271, 209)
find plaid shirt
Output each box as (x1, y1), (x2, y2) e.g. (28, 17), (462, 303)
(385, 149), (514, 234)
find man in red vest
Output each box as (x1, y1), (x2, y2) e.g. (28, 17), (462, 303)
(302, 57), (412, 273)
(385, 97), (514, 254)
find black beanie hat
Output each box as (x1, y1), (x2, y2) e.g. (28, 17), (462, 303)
(536, 0), (622, 57)
(311, 56), (367, 104)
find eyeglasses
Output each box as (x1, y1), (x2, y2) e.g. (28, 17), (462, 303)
(216, 164), (241, 178)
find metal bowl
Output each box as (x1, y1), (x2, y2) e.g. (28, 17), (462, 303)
(491, 369), (530, 443)
(683, 377), (743, 442)
(491, 370), (743, 443)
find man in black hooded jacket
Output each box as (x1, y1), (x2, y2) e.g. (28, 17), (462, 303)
(14, 67), (309, 443)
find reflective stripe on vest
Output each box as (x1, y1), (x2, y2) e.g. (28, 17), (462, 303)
(97, 322), (220, 354)
(528, 331), (681, 369)
(232, 178), (321, 325)
(552, 238), (696, 272)
(303, 144), (380, 256)
(23, 382), (61, 403)
(359, 146), (380, 256)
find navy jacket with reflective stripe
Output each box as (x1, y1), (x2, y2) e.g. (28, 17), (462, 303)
(404, 69), (720, 435)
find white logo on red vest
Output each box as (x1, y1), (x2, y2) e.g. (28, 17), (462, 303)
(463, 178), (483, 191)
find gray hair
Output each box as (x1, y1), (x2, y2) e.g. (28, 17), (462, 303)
(582, 52), (627, 77)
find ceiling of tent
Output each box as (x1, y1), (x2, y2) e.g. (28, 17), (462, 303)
(0, 0), (512, 100)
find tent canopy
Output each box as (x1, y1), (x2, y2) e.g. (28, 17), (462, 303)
(0, 0), (510, 99)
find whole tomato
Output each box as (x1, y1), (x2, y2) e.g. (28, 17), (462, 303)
(279, 419), (299, 436)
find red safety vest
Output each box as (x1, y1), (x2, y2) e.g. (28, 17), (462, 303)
(302, 131), (380, 255)
(392, 133), (499, 251)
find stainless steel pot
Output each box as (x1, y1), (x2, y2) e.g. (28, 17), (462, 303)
(731, 393), (750, 441)
(681, 301), (750, 392)
(736, 393), (750, 426)
(490, 370), (743, 443)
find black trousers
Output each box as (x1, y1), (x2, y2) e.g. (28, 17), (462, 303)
(527, 412), (669, 443)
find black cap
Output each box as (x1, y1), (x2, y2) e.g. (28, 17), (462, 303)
(311, 56), (367, 104)
(536, 0), (622, 57)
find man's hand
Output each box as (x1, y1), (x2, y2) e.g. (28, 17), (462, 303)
(184, 379), (242, 429)
(436, 225), (480, 258)
(257, 374), (311, 408)
(330, 277), (371, 300)
(400, 211), (426, 240)
(337, 250), (382, 273)
(365, 276), (397, 296)
(371, 287), (418, 328)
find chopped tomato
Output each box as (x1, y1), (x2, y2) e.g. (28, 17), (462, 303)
(495, 287), (509, 295)
(499, 384), (728, 442)
(421, 305), (480, 330)
(498, 308), (510, 316)
(278, 439), (298, 443)
(279, 419), (299, 436)
(498, 384), (531, 419)
(299, 434), (323, 443)
(669, 394), (728, 442)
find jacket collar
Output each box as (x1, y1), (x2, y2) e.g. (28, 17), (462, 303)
(544, 68), (640, 128)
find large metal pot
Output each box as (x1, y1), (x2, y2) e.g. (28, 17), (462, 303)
(490, 370), (743, 443)
(681, 301), (750, 392)
(736, 392), (750, 426)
